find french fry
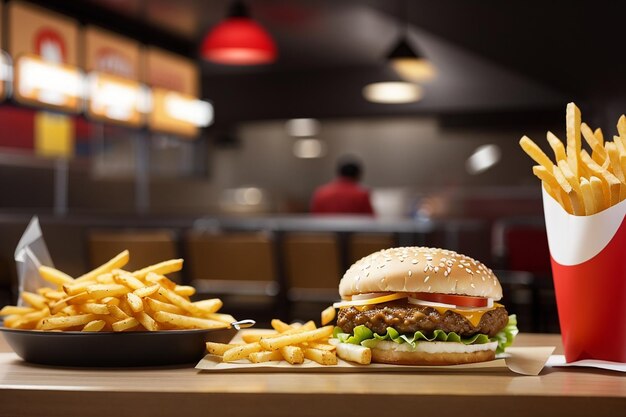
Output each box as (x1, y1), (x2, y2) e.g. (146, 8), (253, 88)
(519, 136), (554, 172)
(581, 150), (621, 205)
(108, 305), (130, 320)
(554, 164), (584, 215)
(192, 298), (223, 314)
(132, 259), (183, 279)
(0, 306), (35, 315)
(335, 342), (372, 365)
(126, 292), (144, 313)
(321, 306), (336, 326)
(205, 312), (236, 324)
(75, 250), (129, 283)
(40, 314), (97, 330)
(532, 166), (572, 212)
(133, 284), (160, 298)
(135, 311), (158, 331)
(78, 303), (110, 315)
(241, 330), (278, 343)
(174, 285), (196, 297)
(581, 122), (607, 162)
(144, 297), (185, 315)
(223, 342), (262, 362)
(38, 265), (74, 286)
(112, 317), (139, 332)
(305, 342), (336, 351)
(589, 176), (606, 213)
(279, 345), (304, 364)
(82, 320), (106, 332)
(86, 284), (130, 299)
(259, 326), (333, 351)
(63, 280), (95, 296)
(113, 270), (145, 290)
(579, 178), (596, 215)
(546, 131), (567, 162)
(617, 115), (626, 138)
(249, 350), (283, 363)
(303, 347), (337, 365)
(271, 319), (292, 332)
(566, 102), (582, 177)
(153, 311), (228, 330)
(21, 291), (48, 310)
(206, 342), (242, 356)
(595, 127), (605, 146)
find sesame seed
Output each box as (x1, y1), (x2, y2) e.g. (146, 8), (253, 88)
(408, 270), (413, 277)
(471, 283), (475, 288)
(412, 259), (418, 265)
(424, 276), (430, 282)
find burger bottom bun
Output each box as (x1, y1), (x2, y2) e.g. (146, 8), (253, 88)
(370, 341), (496, 366)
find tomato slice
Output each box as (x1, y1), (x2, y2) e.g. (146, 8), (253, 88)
(412, 292), (489, 308)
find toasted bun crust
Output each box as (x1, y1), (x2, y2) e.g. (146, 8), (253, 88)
(339, 247), (502, 300)
(371, 346), (496, 366)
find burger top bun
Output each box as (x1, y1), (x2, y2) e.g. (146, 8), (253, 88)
(339, 247), (502, 300)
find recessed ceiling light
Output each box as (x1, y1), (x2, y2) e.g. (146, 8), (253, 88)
(285, 118), (320, 137)
(293, 138), (325, 158)
(466, 144), (502, 174)
(362, 82), (422, 104)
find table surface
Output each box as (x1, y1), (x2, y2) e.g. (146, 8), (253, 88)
(0, 333), (624, 417)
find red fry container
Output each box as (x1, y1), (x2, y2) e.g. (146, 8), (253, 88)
(543, 188), (626, 363)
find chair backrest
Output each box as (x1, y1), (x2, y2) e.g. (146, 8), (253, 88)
(492, 218), (551, 276)
(87, 229), (180, 281)
(348, 233), (395, 265)
(283, 232), (341, 291)
(185, 231), (276, 283)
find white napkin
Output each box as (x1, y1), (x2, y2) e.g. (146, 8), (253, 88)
(547, 355), (626, 373)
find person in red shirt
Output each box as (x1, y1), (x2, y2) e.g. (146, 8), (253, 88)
(310, 158), (375, 215)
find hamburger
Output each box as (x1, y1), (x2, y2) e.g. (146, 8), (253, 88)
(333, 247), (517, 365)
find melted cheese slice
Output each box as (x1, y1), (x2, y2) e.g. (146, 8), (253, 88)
(433, 303), (503, 327)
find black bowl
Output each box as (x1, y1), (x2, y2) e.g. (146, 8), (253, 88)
(0, 327), (236, 367)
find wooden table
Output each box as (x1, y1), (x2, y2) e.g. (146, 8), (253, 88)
(0, 333), (624, 417)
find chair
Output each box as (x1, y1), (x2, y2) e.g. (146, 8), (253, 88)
(184, 231), (278, 298)
(348, 233), (395, 265)
(87, 229), (180, 281)
(492, 218), (556, 332)
(282, 232), (341, 304)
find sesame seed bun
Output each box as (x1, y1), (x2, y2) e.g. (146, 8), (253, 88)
(338, 247), (503, 300)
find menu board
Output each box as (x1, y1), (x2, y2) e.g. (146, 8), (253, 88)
(149, 88), (213, 138)
(144, 47), (202, 137)
(84, 26), (141, 79)
(86, 72), (145, 127)
(13, 54), (83, 112)
(143, 47), (198, 95)
(8, 1), (81, 112)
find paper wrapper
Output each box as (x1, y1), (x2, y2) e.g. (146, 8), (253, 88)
(13, 217), (53, 306)
(543, 188), (626, 363)
(196, 331), (554, 376)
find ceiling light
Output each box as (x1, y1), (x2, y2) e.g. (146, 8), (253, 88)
(293, 138), (325, 159)
(201, 1), (277, 65)
(466, 144), (502, 174)
(388, 39), (436, 82)
(362, 82), (422, 104)
(285, 118), (320, 137)
(386, 1), (435, 82)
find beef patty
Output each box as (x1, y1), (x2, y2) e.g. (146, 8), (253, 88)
(337, 301), (508, 337)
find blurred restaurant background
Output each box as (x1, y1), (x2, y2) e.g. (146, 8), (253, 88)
(1, 0), (625, 331)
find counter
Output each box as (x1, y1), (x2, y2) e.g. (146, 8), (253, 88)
(0, 333), (624, 417)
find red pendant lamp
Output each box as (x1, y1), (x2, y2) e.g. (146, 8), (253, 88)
(201, 1), (277, 65)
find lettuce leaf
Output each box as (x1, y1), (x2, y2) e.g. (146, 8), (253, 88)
(334, 314), (518, 353)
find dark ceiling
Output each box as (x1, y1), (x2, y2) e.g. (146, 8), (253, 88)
(29, 0), (626, 126)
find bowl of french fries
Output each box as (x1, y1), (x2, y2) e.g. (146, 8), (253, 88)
(520, 103), (626, 363)
(0, 250), (240, 366)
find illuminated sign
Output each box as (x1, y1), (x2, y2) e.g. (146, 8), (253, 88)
(14, 54), (82, 112)
(149, 88), (213, 138)
(86, 72), (148, 126)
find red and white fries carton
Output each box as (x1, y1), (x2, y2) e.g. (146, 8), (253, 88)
(543, 188), (626, 363)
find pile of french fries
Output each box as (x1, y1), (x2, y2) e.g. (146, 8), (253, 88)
(207, 306), (372, 366)
(520, 102), (626, 215)
(0, 250), (235, 332)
